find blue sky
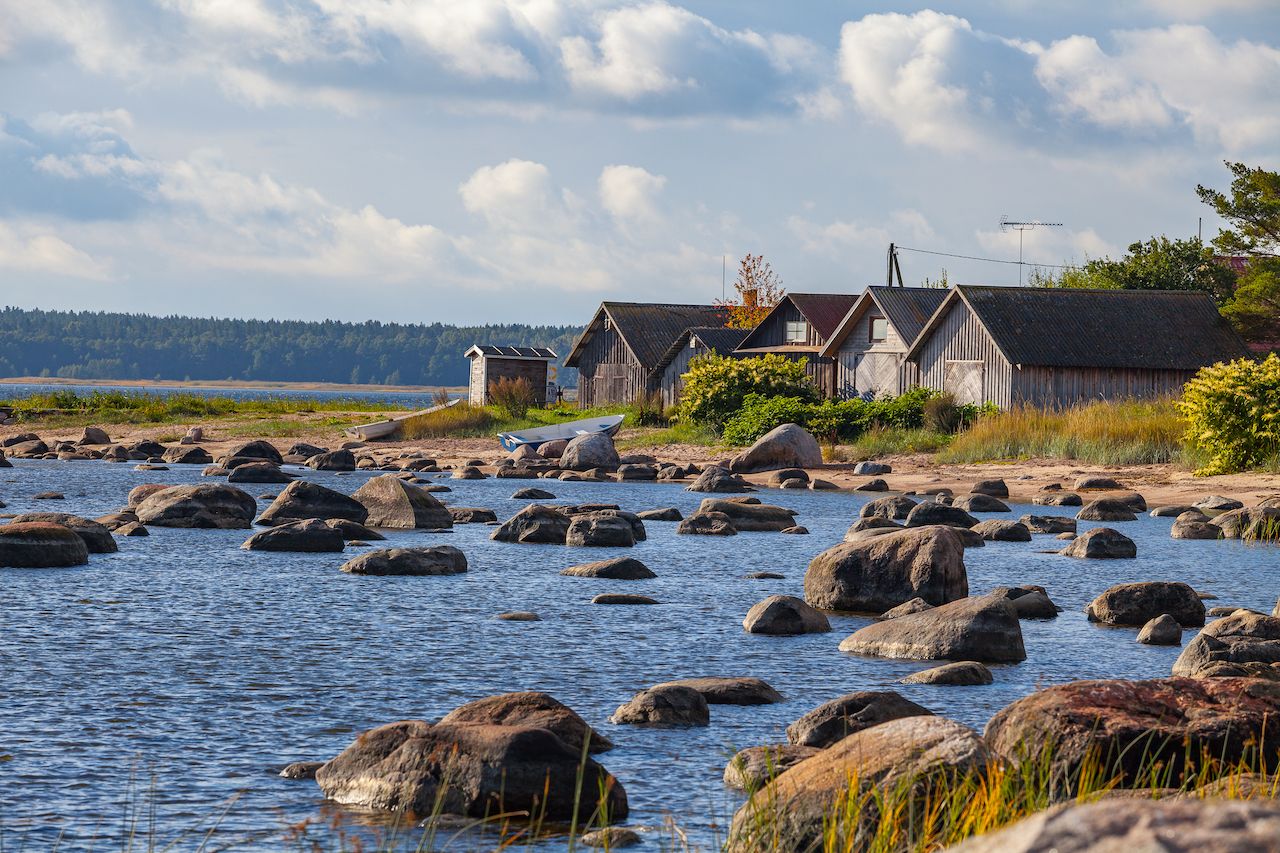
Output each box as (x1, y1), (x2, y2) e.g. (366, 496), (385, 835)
(1, 1), (1277, 325)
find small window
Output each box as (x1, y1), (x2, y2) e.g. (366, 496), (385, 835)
(870, 317), (888, 342)
(784, 320), (806, 343)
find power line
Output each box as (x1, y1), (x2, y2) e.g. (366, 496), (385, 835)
(894, 245), (1075, 270)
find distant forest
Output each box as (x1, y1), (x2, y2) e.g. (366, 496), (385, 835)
(0, 307), (583, 387)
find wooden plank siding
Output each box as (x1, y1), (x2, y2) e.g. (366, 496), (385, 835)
(1011, 366), (1196, 408)
(911, 300), (1014, 408)
(659, 342), (702, 410)
(833, 308), (916, 399)
(574, 322), (648, 408)
(737, 302), (835, 395)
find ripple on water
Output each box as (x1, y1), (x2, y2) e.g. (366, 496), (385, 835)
(0, 458), (1274, 849)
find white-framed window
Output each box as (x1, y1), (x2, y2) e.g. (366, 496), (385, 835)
(784, 319), (806, 342)
(870, 317), (888, 342)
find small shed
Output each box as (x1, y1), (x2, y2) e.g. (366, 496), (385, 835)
(651, 325), (750, 410)
(903, 286), (1250, 407)
(465, 345), (558, 406)
(820, 286), (949, 399)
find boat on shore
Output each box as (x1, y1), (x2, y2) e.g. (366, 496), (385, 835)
(345, 398), (460, 441)
(498, 414), (624, 451)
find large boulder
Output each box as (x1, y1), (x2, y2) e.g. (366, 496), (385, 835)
(904, 502), (979, 529)
(560, 557), (654, 580)
(340, 546), (467, 576)
(838, 594), (1026, 662)
(971, 479), (1009, 497)
(224, 440), (283, 465)
(1019, 514), (1077, 535)
(677, 512), (737, 535)
(352, 475), (452, 530)
(565, 512), (635, 547)
(860, 495), (917, 521)
(651, 677), (782, 705)
(1173, 611), (1280, 679)
(946, 798), (1280, 853)
(743, 595), (831, 635)
(971, 519), (1031, 542)
(135, 484), (258, 529)
(324, 519), (385, 541)
(983, 677), (1280, 788)
(1033, 491), (1082, 507)
(685, 465), (753, 493)
(697, 498), (797, 532)
(438, 691), (613, 753)
(1138, 614), (1183, 645)
(10, 513), (117, 554)
(900, 661), (993, 686)
(803, 526), (968, 613)
(306, 449), (357, 471)
(491, 504), (570, 544)
(77, 426), (111, 446)
(315, 719), (627, 822)
(1077, 498), (1137, 522)
(1059, 527), (1136, 558)
(0, 522), (90, 567)
(257, 481), (369, 526)
(953, 494), (1010, 513)
(1216, 506), (1280, 541)
(1085, 581), (1206, 627)
(242, 519), (346, 552)
(560, 432), (620, 471)
(609, 685), (709, 726)
(728, 717), (990, 853)
(786, 691), (933, 748)
(728, 423), (823, 474)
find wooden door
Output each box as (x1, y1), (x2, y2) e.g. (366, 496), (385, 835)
(944, 360), (984, 405)
(858, 353), (900, 398)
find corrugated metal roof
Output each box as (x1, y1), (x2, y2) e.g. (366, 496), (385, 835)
(788, 293), (860, 340)
(565, 302), (727, 370)
(465, 344), (558, 359)
(868, 286), (949, 344)
(650, 325), (749, 375)
(952, 286), (1250, 369)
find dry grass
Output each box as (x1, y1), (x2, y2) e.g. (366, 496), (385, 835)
(940, 399), (1188, 467)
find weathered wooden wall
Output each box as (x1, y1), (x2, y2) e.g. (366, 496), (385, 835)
(1012, 366), (1195, 407)
(911, 300), (1013, 407)
(834, 307), (912, 398)
(468, 356), (486, 406)
(574, 322), (646, 408)
(749, 303), (824, 347)
(658, 341), (705, 410)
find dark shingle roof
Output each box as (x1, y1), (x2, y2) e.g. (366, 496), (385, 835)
(788, 293), (861, 340)
(651, 325), (749, 375)
(466, 344), (557, 359)
(565, 303), (726, 370)
(949, 286), (1249, 370)
(867, 286), (949, 345)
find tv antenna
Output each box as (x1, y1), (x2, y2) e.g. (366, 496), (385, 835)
(1000, 217), (1062, 285)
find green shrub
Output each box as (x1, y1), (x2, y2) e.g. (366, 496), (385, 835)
(1178, 354), (1280, 475)
(628, 390), (666, 427)
(721, 387), (944, 446)
(677, 353), (817, 431)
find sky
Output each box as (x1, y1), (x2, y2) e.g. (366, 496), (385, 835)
(1, 1), (1278, 326)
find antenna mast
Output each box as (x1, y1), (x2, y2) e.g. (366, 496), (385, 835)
(999, 217), (1063, 286)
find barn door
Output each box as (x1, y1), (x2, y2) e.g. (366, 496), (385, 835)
(944, 360), (984, 405)
(859, 354), (899, 398)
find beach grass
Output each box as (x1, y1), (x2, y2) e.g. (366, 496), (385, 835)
(938, 399), (1188, 467)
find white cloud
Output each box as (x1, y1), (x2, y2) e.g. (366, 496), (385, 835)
(459, 159), (568, 231)
(0, 221), (110, 279)
(789, 209), (934, 255)
(1141, 0), (1274, 19)
(1035, 35), (1174, 131)
(975, 225), (1119, 267)
(598, 164), (666, 221)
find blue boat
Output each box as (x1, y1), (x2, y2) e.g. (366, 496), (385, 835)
(498, 414), (625, 451)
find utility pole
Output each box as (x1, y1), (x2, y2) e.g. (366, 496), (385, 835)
(885, 243), (904, 287)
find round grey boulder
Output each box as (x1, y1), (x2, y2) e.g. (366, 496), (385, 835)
(1138, 614), (1183, 645)
(1060, 527), (1136, 558)
(340, 546), (467, 576)
(609, 685), (709, 726)
(743, 595), (831, 635)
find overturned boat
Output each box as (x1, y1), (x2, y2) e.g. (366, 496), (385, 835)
(498, 414), (624, 451)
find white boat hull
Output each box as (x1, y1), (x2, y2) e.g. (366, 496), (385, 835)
(498, 414), (624, 451)
(345, 398), (460, 441)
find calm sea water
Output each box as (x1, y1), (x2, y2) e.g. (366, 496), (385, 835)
(0, 460), (1275, 850)
(0, 382), (446, 408)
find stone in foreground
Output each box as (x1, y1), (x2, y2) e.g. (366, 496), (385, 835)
(651, 676), (782, 705)
(1173, 611), (1280, 679)
(438, 691), (613, 753)
(11, 513), (117, 554)
(723, 745), (820, 792)
(258, 481), (368, 526)
(561, 557), (654, 580)
(983, 676), (1280, 788)
(900, 661), (993, 685)
(838, 595), (1026, 662)
(728, 423), (822, 473)
(1059, 527), (1136, 559)
(1085, 581), (1205, 627)
(728, 717), (990, 853)
(242, 519), (346, 552)
(315, 719), (627, 822)
(352, 475), (452, 529)
(135, 484), (258, 529)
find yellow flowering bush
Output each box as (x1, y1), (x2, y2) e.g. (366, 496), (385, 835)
(676, 353), (817, 431)
(1178, 354), (1280, 475)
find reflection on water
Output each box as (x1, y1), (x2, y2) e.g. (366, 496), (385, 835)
(0, 459), (1272, 849)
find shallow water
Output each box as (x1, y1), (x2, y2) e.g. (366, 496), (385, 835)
(0, 460), (1276, 850)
